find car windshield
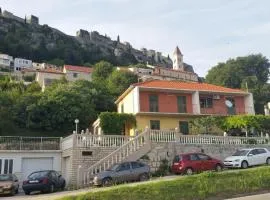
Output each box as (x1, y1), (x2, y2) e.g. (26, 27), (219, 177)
(232, 150), (250, 156)
(0, 175), (12, 181)
(173, 155), (182, 162)
(28, 171), (48, 179)
(108, 164), (120, 171)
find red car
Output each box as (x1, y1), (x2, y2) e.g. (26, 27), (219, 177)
(171, 153), (223, 175)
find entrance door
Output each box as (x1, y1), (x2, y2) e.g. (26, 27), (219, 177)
(179, 121), (189, 135)
(63, 156), (71, 185)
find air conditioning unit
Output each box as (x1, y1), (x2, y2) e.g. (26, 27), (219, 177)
(213, 94), (220, 100)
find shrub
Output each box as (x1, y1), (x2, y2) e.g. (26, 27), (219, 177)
(99, 112), (136, 135)
(152, 159), (170, 177)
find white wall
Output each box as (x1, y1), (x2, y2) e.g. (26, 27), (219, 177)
(14, 58), (32, 72)
(244, 93), (255, 114)
(0, 54), (13, 67)
(0, 151), (61, 182)
(64, 69), (92, 82)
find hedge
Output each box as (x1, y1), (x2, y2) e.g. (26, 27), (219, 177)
(59, 167), (270, 200)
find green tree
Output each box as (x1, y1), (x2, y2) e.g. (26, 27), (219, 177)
(108, 70), (138, 97)
(92, 61), (114, 81)
(206, 54), (270, 114)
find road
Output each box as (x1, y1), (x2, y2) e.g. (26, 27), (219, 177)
(227, 193), (270, 200)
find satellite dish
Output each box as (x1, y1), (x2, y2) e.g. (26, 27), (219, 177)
(225, 100), (233, 108)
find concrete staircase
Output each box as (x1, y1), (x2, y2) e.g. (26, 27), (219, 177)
(78, 129), (151, 187)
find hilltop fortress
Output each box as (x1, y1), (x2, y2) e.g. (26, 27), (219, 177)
(0, 7), (195, 71)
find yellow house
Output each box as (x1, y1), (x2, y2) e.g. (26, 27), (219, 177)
(115, 80), (254, 136)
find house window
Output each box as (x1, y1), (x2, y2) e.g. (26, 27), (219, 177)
(73, 73), (78, 78)
(177, 96), (187, 113)
(149, 95), (158, 112)
(121, 104), (124, 113)
(1, 159), (13, 174)
(150, 120), (160, 130)
(200, 98), (213, 108)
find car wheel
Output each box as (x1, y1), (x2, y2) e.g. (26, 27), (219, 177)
(185, 168), (193, 175)
(215, 164), (223, 172)
(24, 190), (30, 195)
(139, 173), (149, 182)
(61, 181), (66, 191)
(10, 188), (16, 196)
(49, 184), (55, 193)
(266, 158), (270, 165)
(102, 177), (113, 187)
(241, 161), (248, 169)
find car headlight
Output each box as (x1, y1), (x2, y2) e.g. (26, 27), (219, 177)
(234, 159), (240, 162)
(3, 184), (12, 189)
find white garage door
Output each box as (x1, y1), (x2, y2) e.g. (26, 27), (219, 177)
(22, 158), (53, 180)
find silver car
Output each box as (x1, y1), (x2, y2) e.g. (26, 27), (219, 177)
(93, 161), (150, 186)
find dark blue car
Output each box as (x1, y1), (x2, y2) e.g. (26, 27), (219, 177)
(22, 170), (65, 195)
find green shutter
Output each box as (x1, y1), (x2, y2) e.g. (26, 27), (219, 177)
(177, 96), (187, 113)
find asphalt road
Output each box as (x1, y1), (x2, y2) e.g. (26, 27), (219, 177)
(227, 193), (270, 200)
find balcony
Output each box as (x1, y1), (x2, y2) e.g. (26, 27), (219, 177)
(200, 106), (249, 115)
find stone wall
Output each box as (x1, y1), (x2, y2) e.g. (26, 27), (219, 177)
(64, 146), (118, 186)
(145, 142), (270, 172)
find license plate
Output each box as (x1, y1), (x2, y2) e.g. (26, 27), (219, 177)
(29, 180), (39, 183)
(173, 163), (179, 165)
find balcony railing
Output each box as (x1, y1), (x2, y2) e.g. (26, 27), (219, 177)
(0, 136), (61, 151)
(200, 106), (250, 115)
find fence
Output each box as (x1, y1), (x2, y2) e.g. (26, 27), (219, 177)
(0, 136), (61, 150)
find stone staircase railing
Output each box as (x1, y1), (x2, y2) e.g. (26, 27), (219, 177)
(78, 129), (150, 187)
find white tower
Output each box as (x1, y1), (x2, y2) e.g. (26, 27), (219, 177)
(173, 46), (184, 71)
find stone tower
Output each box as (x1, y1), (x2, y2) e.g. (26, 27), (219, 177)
(173, 46), (184, 71)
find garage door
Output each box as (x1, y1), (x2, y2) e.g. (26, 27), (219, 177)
(22, 158), (53, 180)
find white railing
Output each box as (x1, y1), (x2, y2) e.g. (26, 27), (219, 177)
(61, 134), (74, 150)
(148, 130), (269, 145)
(150, 130), (176, 142)
(80, 130), (149, 186)
(178, 135), (269, 145)
(0, 136), (61, 151)
(76, 134), (134, 148)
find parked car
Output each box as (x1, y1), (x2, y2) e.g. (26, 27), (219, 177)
(0, 174), (19, 196)
(92, 161), (150, 186)
(223, 148), (270, 169)
(22, 170), (65, 195)
(171, 153), (223, 175)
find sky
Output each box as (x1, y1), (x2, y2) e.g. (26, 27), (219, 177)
(0, 0), (270, 77)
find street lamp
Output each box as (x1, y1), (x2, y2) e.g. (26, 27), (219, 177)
(74, 119), (79, 134)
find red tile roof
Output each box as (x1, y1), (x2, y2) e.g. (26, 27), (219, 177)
(37, 68), (64, 74)
(64, 65), (93, 73)
(133, 80), (246, 93)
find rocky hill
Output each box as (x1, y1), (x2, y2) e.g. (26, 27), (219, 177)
(0, 11), (172, 67)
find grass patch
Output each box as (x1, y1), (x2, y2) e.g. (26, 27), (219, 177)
(58, 167), (270, 200)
